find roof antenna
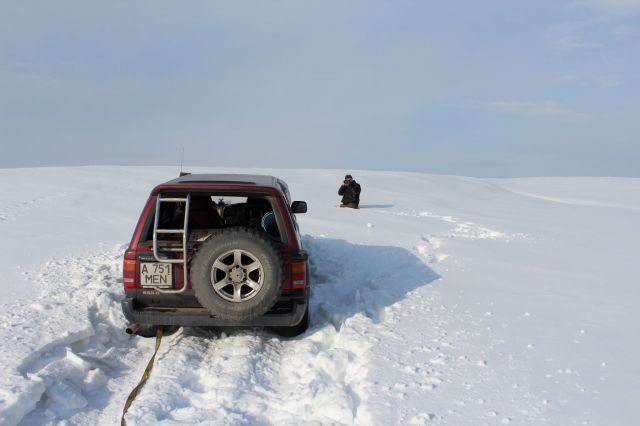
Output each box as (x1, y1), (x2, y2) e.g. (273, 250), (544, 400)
(179, 147), (190, 177)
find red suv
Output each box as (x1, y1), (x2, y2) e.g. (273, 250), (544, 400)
(121, 173), (309, 337)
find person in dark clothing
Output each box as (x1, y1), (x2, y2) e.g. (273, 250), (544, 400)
(338, 174), (361, 208)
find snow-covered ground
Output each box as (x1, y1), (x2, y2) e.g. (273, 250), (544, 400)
(0, 166), (639, 425)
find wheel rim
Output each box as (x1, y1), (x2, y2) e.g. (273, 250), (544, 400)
(210, 249), (264, 302)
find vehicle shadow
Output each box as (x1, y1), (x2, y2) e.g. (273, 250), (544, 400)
(303, 235), (440, 329)
(182, 236), (440, 338)
(358, 204), (394, 209)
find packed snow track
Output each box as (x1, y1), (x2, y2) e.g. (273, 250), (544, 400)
(2, 238), (441, 425)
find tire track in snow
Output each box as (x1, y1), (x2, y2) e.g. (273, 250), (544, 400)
(373, 208), (530, 267)
(126, 328), (368, 425)
(370, 209), (528, 242)
(122, 236), (440, 425)
(125, 331), (278, 424)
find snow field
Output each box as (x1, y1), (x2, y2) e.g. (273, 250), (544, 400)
(0, 166), (639, 425)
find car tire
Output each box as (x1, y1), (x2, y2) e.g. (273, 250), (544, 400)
(190, 227), (284, 321)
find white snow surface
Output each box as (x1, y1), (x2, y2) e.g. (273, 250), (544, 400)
(0, 166), (639, 425)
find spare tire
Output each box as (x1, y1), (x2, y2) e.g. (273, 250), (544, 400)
(190, 227), (284, 321)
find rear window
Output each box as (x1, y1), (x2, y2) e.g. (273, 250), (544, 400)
(139, 192), (284, 243)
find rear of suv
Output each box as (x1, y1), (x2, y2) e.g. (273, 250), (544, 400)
(121, 173), (309, 337)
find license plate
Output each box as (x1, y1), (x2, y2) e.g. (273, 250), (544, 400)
(140, 263), (173, 288)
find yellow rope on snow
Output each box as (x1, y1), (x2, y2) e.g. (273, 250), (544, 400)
(121, 326), (163, 426)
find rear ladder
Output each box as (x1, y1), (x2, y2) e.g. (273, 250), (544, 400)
(151, 194), (191, 293)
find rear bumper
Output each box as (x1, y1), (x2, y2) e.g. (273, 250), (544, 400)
(121, 295), (308, 327)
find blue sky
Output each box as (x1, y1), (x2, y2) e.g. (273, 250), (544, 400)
(1, 0), (638, 176)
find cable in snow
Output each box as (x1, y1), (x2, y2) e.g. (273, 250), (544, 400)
(121, 326), (164, 426)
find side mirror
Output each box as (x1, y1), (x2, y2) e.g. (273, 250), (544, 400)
(291, 201), (307, 214)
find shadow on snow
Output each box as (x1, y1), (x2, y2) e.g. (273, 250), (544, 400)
(303, 235), (440, 329)
(183, 236), (440, 338)
(357, 204), (394, 209)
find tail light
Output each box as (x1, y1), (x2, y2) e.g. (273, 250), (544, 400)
(289, 261), (307, 290)
(123, 249), (137, 289)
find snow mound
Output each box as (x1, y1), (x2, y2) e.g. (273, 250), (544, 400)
(0, 247), (137, 425)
